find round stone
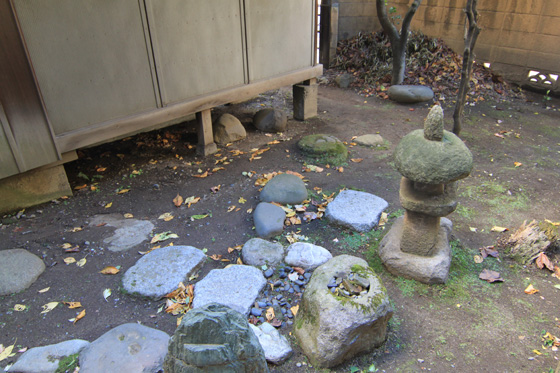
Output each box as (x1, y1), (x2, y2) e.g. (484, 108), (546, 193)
(387, 85), (434, 103)
(0, 249), (45, 296)
(297, 134), (348, 164)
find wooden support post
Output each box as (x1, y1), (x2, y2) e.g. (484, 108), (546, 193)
(195, 109), (217, 156)
(293, 78), (318, 121)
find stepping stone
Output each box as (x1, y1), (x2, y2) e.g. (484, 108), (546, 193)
(355, 134), (386, 147)
(387, 85), (434, 103)
(285, 242), (332, 270)
(192, 265), (266, 316)
(164, 303), (268, 372)
(253, 108), (287, 133)
(89, 214), (154, 252)
(0, 249), (45, 296)
(298, 134), (348, 164)
(9, 339), (89, 373)
(325, 190), (388, 232)
(122, 246), (206, 299)
(260, 173), (308, 205)
(213, 113), (246, 144)
(242, 238), (285, 267)
(79, 323), (169, 373)
(253, 202), (285, 239)
(250, 322), (293, 364)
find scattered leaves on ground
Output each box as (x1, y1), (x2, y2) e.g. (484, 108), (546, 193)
(479, 269), (504, 283)
(151, 231), (179, 244)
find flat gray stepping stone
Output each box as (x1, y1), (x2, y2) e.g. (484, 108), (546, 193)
(285, 242), (332, 270)
(122, 246), (205, 299)
(242, 238), (285, 267)
(253, 202), (285, 239)
(325, 190), (388, 232)
(89, 214), (154, 252)
(260, 173), (307, 205)
(213, 113), (246, 144)
(387, 85), (434, 103)
(192, 265), (266, 316)
(250, 322), (293, 365)
(79, 323), (169, 373)
(253, 108), (287, 133)
(0, 249), (45, 296)
(355, 134), (385, 147)
(9, 339), (89, 373)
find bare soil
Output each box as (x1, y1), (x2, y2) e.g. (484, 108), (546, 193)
(1, 85), (559, 373)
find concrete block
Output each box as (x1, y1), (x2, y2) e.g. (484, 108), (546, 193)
(510, 0), (544, 15)
(492, 47), (529, 66)
(526, 52), (560, 72)
(0, 164), (72, 214)
(293, 82), (318, 121)
(543, 2), (560, 17)
(503, 14), (539, 33)
(538, 17), (560, 36)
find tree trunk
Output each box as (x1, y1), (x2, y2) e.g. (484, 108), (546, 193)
(452, 0), (481, 136)
(376, 0), (422, 86)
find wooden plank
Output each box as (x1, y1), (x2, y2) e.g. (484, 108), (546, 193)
(195, 109), (217, 156)
(56, 65), (323, 153)
(0, 0), (59, 174)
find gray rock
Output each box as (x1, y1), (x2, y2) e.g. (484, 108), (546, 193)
(213, 113), (246, 145)
(253, 202), (285, 239)
(164, 303), (268, 372)
(285, 242), (332, 270)
(253, 108), (287, 133)
(334, 73), (354, 88)
(79, 323), (170, 373)
(354, 134), (385, 147)
(242, 238), (285, 267)
(250, 322), (293, 365)
(387, 85), (434, 103)
(378, 216), (453, 284)
(192, 265), (266, 316)
(0, 249), (45, 296)
(294, 255), (392, 368)
(89, 214), (154, 252)
(9, 339), (89, 373)
(122, 246), (206, 299)
(260, 173), (308, 205)
(325, 190), (388, 232)
(297, 134), (348, 164)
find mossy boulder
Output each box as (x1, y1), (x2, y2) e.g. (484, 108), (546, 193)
(297, 134), (348, 165)
(294, 255), (392, 368)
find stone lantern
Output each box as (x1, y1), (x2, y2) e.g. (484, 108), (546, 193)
(379, 106), (473, 284)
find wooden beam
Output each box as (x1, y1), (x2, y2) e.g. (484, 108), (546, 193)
(55, 65), (323, 153)
(195, 109), (217, 156)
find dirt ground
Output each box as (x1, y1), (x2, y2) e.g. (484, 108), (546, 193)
(1, 84), (559, 373)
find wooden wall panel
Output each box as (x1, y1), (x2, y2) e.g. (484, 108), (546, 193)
(13, 0), (158, 135)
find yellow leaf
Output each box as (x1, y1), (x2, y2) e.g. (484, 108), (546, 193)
(73, 309), (86, 324)
(212, 167), (225, 172)
(173, 194), (184, 207)
(474, 255), (483, 264)
(38, 287), (50, 293)
(193, 171), (208, 178)
(64, 257), (76, 265)
(0, 343), (14, 362)
(74, 184), (87, 190)
(350, 158), (363, 163)
(99, 266), (120, 275)
(267, 140), (280, 145)
(266, 307), (275, 321)
(184, 196), (200, 207)
(63, 301), (82, 309)
(491, 226), (508, 232)
(290, 304), (299, 316)
(227, 205), (236, 213)
(123, 213), (134, 219)
(41, 302), (59, 314)
(545, 219), (560, 226)
(14, 304), (26, 311)
(238, 197), (247, 204)
(158, 212), (174, 221)
(338, 167), (344, 173)
(76, 258), (87, 267)
(105, 202), (113, 208)
(236, 257), (243, 265)
(378, 212), (388, 227)
(61, 243), (73, 249)
(524, 284), (539, 294)
(117, 188), (130, 194)
(70, 227), (83, 233)
(532, 349), (542, 355)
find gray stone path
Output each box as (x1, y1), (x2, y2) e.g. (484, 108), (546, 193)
(89, 214), (154, 252)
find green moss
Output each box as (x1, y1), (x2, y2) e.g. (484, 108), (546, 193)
(55, 353), (79, 373)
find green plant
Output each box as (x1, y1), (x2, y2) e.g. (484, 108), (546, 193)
(544, 89), (552, 101)
(55, 353), (79, 373)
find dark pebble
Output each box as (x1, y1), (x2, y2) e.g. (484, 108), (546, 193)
(267, 302), (273, 307)
(274, 280), (283, 287)
(327, 279), (337, 288)
(264, 268), (274, 278)
(287, 320), (293, 325)
(279, 272), (287, 279)
(282, 321), (287, 328)
(293, 284), (301, 293)
(251, 308), (262, 317)
(276, 294), (283, 300)
(259, 317), (265, 323)
(272, 299), (279, 306)
(330, 287), (336, 293)
(281, 308), (287, 314)
(295, 280), (304, 286)
(288, 288), (294, 294)
(287, 310), (293, 318)
(258, 301), (267, 308)
(304, 272), (312, 279)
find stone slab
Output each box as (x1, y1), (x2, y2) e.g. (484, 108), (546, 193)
(285, 242), (333, 269)
(89, 214), (154, 252)
(242, 238), (285, 267)
(387, 85), (434, 103)
(325, 190), (388, 232)
(9, 339), (89, 373)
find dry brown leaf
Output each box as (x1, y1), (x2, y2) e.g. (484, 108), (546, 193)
(209, 254), (222, 261)
(173, 194), (183, 207)
(524, 284), (539, 294)
(266, 307), (275, 321)
(73, 309), (86, 324)
(479, 269), (504, 283)
(193, 171), (208, 178)
(117, 188), (130, 194)
(236, 257), (243, 265)
(99, 266), (120, 275)
(63, 301), (83, 309)
(290, 304), (299, 316)
(293, 267), (305, 275)
(74, 184), (88, 190)
(553, 265), (560, 279)
(350, 158), (363, 163)
(535, 252), (554, 271)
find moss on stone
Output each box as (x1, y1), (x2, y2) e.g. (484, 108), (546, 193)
(298, 134), (348, 165)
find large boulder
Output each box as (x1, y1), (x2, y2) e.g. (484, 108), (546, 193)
(9, 339), (89, 373)
(163, 303), (269, 372)
(260, 173), (308, 205)
(213, 113), (246, 144)
(0, 249), (45, 296)
(253, 108), (287, 133)
(294, 255), (392, 368)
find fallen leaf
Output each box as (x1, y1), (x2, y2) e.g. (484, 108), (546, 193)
(64, 257), (76, 265)
(209, 254), (222, 261)
(14, 304), (26, 311)
(514, 162), (522, 168)
(76, 258), (87, 267)
(0, 343), (14, 362)
(210, 185), (221, 193)
(41, 302), (59, 314)
(227, 205), (236, 213)
(290, 304), (299, 316)
(63, 301), (82, 309)
(151, 231), (179, 244)
(378, 212), (388, 226)
(212, 167), (225, 172)
(338, 167), (344, 173)
(193, 171), (208, 178)
(184, 196), (200, 207)
(524, 284), (539, 294)
(173, 194), (183, 207)
(479, 245), (499, 258)
(61, 243), (73, 249)
(535, 252), (554, 271)
(238, 197), (247, 204)
(532, 349), (542, 355)
(270, 318), (282, 327)
(350, 158), (363, 163)
(293, 267), (305, 275)
(73, 309), (86, 324)
(99, 266), (120, 275)
(104, 202), (113, 209)
(158, 212), (174, 221)
(491, 226), (508, 232)
(553, 266), (560, 279)
(69, 227), (83, 233)
(103, 288), (112, 301)
(96, 167), (107, 172)
(479, 269), (504, 283)
(64, 245), (80, 253)
(117, 188), (130, 194)
(474, 255), (484, 264)
(123, 213), (134, 219)
(236, 257), (243, 265)
(545, 219), (560, 226)
(38, 287), (50, 293)
(267, 140), (280, 145)
(266, 307), (275, 321)
(469, 227), (478, 232)
(190, 214), (209, 221)
(74, 184), (88, 190)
